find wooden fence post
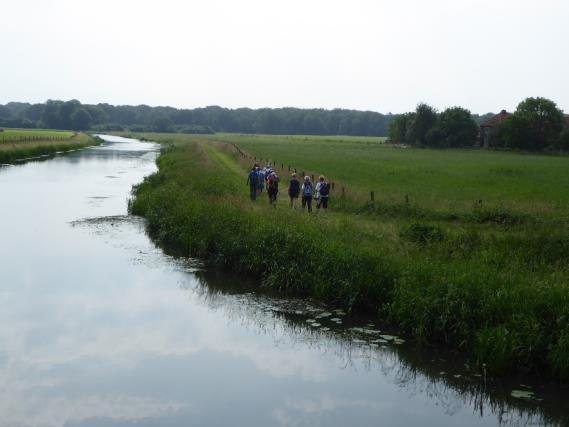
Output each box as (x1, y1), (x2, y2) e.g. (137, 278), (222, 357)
(370, 191), (375, 202)
(341, 187), (345, 198)
(405, 194), (409, 205)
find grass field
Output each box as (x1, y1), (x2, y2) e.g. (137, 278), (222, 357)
(0, 128), (75, 141)
(0, 128), (99, 163)
(206, 133), (569, 217)
(123, 132), (569, 379)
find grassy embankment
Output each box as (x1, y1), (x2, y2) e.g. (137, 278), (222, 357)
(0, 128), (100, 163)
(126, 132), (569, 380)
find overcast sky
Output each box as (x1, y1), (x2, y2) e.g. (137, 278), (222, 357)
(2, 0), (568, 114)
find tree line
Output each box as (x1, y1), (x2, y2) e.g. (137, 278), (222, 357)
(0, 100), (395, 136)
(2, 98), (566, 150)
(388, 97), (568, 151)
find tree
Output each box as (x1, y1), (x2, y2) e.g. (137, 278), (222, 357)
(409, 103), (437, 145)
(71, 108), (92, 130)
(512, 97), (564, 149)
(435, 107), (479, 148)
(556, 128), (569, 151)
(0, 105), (11, 119)
(42, 100), (65, 129)
(388, 113), (415, 143)
(152, 115), (173, 132)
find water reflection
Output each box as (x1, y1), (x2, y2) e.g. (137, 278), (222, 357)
(0, 135), (566, 427)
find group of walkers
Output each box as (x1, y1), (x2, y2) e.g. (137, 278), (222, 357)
(246, 163), (330, 212)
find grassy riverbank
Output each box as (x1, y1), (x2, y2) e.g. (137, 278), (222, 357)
(126, 132), (569, 380)
(0, 129), (100, 163)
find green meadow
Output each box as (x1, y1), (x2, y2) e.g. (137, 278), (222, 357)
(124, 132), (569, 379)
(209, 133), (569, 217)
(0, 128), (99, 163)
(0, 128), (75, 140)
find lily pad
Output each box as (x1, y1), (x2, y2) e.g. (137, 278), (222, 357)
(380, 334), (396, 341)
(511, 390), (535, 400)
(311, 323), (322, 327)
(306, 319), (316, 323)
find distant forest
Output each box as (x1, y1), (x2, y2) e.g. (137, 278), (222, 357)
(0, 99), (494, 137)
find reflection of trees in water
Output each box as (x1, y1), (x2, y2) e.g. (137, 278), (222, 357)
(186, 270), (567, 427)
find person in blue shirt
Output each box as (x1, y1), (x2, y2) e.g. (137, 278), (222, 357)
(301, 176), (313, 212)
(246, 165), (259, 201)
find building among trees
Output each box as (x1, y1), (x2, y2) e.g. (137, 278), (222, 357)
(479, 110), (511, 147)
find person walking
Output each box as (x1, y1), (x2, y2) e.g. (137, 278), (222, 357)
(267, 171), (279, 205)
(288, 173), (300, 209)
(301, 176), (313, 212)
(246, 165), (259, 201)
(257, 166), (266, 196)
(315, 175), (330, 212)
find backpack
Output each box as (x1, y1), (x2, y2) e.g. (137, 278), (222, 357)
(320, 182), (330, 197)
(268, 173), (278, 189)
(303, 183), (312, 196)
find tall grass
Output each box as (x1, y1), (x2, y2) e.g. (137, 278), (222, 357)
(128, 135), (569, 380)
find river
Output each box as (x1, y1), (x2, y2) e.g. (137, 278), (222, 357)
(0, 135), (567, 427)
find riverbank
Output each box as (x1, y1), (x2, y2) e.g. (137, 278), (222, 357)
(0, 130), (101, 163)
(127, 133), (569, 380)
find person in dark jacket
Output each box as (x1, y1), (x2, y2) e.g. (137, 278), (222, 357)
(267, 171), (279, 205)
(315, 175), (330, 212)
(246, 165), (259, 201)
(288, 173), (300, 209)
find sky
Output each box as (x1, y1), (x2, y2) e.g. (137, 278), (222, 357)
(1, 0), (568, 114)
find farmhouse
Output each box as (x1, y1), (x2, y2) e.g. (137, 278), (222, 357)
(479, 110), (510, 147)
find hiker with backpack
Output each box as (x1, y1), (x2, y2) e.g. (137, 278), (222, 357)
(301, 176), (313, 212)
(315, 175), (330, 212)
(288, 173), (300, 209)
(246, 164), (259, 201)
(267, 171), (280, 205)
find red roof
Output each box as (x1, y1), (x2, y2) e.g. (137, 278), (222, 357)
(481, 110), (511, 128)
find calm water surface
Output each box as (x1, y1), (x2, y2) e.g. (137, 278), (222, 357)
(0, 136), (567, 427)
